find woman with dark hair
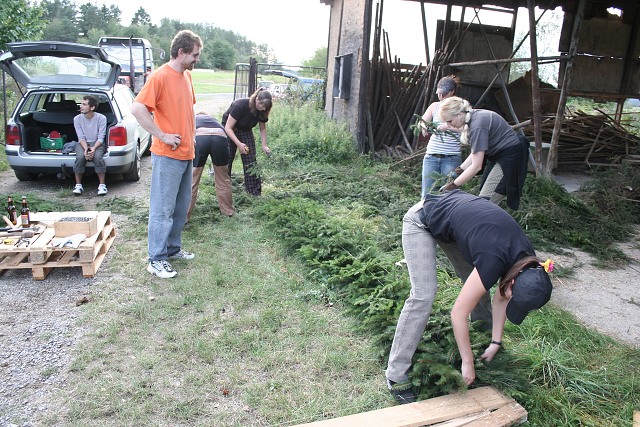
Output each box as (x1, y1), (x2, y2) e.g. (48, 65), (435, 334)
(419, 75), (462, 197)
(385, 190), (553, 404)
(222, 88), (273, 196)
(438, 96), (529, 210)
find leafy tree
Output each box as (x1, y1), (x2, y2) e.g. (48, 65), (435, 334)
(302, 46), (328, 69)
(1, 0), (44, 49)
(206, 39), (235, 70)
(43, 18), (78, 42)
(511, 8), (562, 86)
(77, 2), (102, 37)
(41, 0), (76, 21)
(252, 43), (278, 64)
(100, 4), (121, 25)
(131, 7), (152, 26)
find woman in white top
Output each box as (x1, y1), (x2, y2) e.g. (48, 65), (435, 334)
(420, 75), (462, 197)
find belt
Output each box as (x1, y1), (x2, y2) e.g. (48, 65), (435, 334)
(196, 127), (226, 136)
(427, 153), (456, 158)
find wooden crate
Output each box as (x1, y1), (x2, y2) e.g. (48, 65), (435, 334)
(0, 211), (116, 280)
(292, 386), (527, 427)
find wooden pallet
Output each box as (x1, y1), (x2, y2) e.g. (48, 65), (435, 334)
(0, 211), (116, 280)
(292, 386), (527, 427)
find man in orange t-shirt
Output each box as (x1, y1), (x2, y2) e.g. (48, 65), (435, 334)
(132, 30), (202, 279)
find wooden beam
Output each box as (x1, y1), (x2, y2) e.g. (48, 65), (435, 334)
(546, 0), (587, 175)
(528, 0), (544, 177)
(420, 1), (430, 64)
(292, 386), (527, 427)
(448, 55), (564, 67)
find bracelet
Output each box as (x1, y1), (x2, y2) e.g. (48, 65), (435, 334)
(491, 340), (502, 347)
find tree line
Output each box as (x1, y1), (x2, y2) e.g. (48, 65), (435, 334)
(2, 0), (281, 70)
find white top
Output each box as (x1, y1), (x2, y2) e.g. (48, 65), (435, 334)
(426, 103), (461, 155)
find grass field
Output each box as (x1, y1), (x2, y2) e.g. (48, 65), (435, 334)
(191, 69), (236, 94)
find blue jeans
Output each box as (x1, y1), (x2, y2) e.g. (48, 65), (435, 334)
(148, 153), (192, 261)
(421, 154), (461, 198)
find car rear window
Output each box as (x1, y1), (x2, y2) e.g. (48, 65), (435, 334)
(11, 55), (114, 87)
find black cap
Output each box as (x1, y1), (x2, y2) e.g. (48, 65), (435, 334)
(506, 267), (553, 325)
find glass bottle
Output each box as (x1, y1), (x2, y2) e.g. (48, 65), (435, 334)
(6, 195), (17, 225)
(20, 196), (30, 228)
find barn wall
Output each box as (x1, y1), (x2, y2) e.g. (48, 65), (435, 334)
(324, 0), (370, 145)
(559, 13), (640, 95)
(439, 21), (514, 87)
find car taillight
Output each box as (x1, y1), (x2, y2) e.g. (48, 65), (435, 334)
(108, 126), (127, 146)
(6, 124), (21, 146)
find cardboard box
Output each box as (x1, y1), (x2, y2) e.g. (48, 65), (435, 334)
(40, 136), (66, 150)
(54, 215), (98, 237)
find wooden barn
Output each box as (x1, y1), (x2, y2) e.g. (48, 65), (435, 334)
(321, 0), (640, 174)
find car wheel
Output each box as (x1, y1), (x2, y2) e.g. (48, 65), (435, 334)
(142, 134), (151, 156)
(14, 171), (38, 181)
(122, 144), (141, 181)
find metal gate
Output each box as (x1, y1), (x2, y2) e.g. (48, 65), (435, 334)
(234, 59), (326, 108)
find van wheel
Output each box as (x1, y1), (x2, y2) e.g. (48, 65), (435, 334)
(123, 145), (141, 181)
(14, 171), (38, 181)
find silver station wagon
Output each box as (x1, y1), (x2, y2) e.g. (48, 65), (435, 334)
(0, 41), (150, 181)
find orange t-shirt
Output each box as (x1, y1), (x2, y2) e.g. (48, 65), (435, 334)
(135, 64), (196, 160)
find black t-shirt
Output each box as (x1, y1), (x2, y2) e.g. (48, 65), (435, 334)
(422, 190), (535, 289)
(221, 98), (268, 130)
(195, 114), (224, 130)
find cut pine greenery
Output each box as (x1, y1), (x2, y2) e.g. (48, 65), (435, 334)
(44, 103), (639, 427)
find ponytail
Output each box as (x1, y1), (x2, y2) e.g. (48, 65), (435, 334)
(498, 255), (541, 296)
(440, 96), (472, 145)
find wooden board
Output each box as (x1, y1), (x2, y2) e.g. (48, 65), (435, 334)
(0, 211), (116, 280)
(292, 387), (526, 427)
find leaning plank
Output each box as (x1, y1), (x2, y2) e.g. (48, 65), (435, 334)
(293, 387), (525, 427)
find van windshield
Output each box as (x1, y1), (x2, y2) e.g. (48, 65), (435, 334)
(100, 45), (148, 72)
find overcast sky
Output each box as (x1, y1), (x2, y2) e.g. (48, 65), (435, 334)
(104, 0), (331, 65)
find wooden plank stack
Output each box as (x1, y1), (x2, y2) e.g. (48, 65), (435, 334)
(292, 386), (526, 427)
(0, 211), (116, 280)
(523, 110), (640, 168)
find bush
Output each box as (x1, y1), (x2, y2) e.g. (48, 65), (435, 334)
(268, 104), (357, 165)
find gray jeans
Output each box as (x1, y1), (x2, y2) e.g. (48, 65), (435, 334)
(73, 141), (106, 174)
(385, 201), (491, 383)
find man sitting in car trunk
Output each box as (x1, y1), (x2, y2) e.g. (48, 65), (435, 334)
(73, 95), (108, 196)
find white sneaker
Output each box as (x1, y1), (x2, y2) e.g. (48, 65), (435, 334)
(147, 260), (177, 278)
(97, 184), (108, 196)
(169, 250), (195, 260)
(72, 184), (83, 195)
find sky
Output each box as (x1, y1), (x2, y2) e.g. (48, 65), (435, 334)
(106, 0), (332, 65)
(104, 0), (561, 67)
